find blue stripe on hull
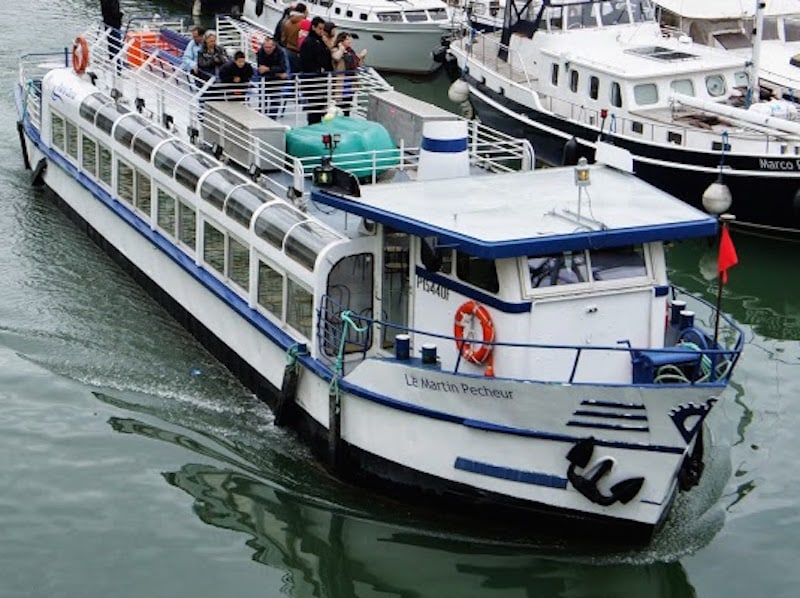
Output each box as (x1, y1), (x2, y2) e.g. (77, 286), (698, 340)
(454, 457), (568, 489)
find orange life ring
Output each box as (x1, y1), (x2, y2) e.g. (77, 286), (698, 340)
(453, 301), (495, 364)
(72, 36), (89, 75)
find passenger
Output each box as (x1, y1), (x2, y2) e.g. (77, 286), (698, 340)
(218, 50), (254, 101)
(322, 21), (337, 51)
(281, 3), (308, 72)
(297, 18), (312, 50)
(180, 25), (206, 73)
(331, 32), (367, 116)
(299, 16), (333, 125)
(256, 35), (289, 117)
(195, 30), (228, 82)
(273, 4), (293, 42)
(100, 0), (124, 64)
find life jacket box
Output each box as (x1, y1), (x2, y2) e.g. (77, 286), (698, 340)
(201, 101), (288, 171)
(367, 90), (459, 147)
(286, 117), (399, 178)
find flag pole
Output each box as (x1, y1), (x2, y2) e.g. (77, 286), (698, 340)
(713, 213), (736, 347)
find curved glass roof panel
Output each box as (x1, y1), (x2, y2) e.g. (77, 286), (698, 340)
(133, 125), (170, 161)
(79, 93), (112, 124)
(175, 152), (218, 192)
(153, 140), (194, 177)
(114, 114), (151, 150)
(225, 185), (272, 228)
(200, 169), (246, 211)
(285, 221), (343, 271)
(254, 202), (306, 250)
(95, 102), (130, 135)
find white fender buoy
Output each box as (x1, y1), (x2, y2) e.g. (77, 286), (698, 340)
(448, 79), (469, 104)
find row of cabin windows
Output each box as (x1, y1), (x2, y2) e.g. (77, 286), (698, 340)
(553, 64), (748, 107)
(51, 109), (316, 340)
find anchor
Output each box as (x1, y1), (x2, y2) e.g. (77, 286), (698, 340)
(566, 438), (645, 507)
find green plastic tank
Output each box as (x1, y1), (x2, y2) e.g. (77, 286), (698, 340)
(286, 116), (400, 178)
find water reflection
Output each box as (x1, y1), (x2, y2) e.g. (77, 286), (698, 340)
(100, 396), (704, 598)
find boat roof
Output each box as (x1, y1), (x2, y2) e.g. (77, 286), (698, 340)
(653, 0), (799, 19)
(311, 165), (718, 258)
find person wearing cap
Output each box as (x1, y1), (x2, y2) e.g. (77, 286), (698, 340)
(256, 35), (289, 117)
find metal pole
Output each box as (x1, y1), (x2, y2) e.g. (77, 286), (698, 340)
(712, 213), (736, 348)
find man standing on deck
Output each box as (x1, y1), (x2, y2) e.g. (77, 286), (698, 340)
(299, 16), (333, 125)
(100, 0), (123, 66)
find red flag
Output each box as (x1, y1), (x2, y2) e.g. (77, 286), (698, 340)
(718, 223), (738, 285)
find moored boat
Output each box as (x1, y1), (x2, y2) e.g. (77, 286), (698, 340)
(15, 14), (743, 544)
(447, 0), (800, 239)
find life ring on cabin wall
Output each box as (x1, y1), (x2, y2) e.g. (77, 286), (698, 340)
(72, 36), (89, 75)
(453, 301), (495, 364)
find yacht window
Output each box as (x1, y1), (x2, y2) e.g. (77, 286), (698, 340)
(225, 184), (271, 228)
(405, 11), (427, 22)
(51, 112), (65, 150)
(734, 70), (749, 88)
(589, 75), (599, 99)
(135, 170), (151, 216)
(456, 251), (499, 293)
(65, 120), (79, 159)
(670, 78), (694, 96)
(203, 220), (225, 274)
(549, 6), (564, 30)
(589, 245), (647, 280)
(762, 16), (780, 41)
(154, 140), (193, 177)
(784, 16), (800, 42)
(114, 114), (150, 149)
(633, 83), (658, 105)
(428, 8), (448, 20)
(79, 93), (111, 124)
(334, 7), (340, 14)
(600, 0), (631, 25)
(346, 10), (352, 17)
(610, 81), (623, 107)
(285, 221), (342, 271)
(98, 143), (112, 186)
(118, 159), (134, 204)
(178, 201), (196, 250)
(175, 152), (218, 192)
(200, 169), (246, 210)
(95, 102), (129, 136)
(228, 236), (249, 290)
(287, 277), (313, 338)
(528, 251), (588, 288)
(254, 202), (306, 249)
(377, 11), (402, 22)
(157, 187), (176, 237)
(258, 259), (284, 317)
(133, 125), (169, 161)
(569, 70), (579, 93)
(551, 63), (559, 86)
(705, 74), (727, 97)
(81, 134), (97, 176)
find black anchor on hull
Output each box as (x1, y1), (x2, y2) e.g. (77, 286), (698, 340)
(566, 438), (645, 507)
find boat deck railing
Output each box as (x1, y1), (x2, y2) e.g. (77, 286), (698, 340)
(458, 29), (800, 156)
(319, 286), (744, 385)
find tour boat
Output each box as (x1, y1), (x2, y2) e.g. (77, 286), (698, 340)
(447, 0), (800, 239)
(241, 0), (458, 74)
(15, 15), (743, 543)
(654, 0), (800, 103)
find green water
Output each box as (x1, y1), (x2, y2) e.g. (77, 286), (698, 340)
(1, 2), (798, 596)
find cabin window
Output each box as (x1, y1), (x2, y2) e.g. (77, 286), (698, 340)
(175, 152), (217, 192)
(65, 120), (79, 160)
(117, 160), (134, 204)
(154, 140), (193, 178)
(228, 236), (249, 290)
(334, 7), (340, 14)
(287, 277), (313, 338)
(51, 113), (65, 150)
(98, 143), (112, 186)
(201, 169), (246, 211)
(667, 131), (683, 145)
(670, 79), (694, 96)
(157, 187), (176, 237)
(81, 135), (97, 177)
(734, 70), (749, 88)
(589, 75), (599, 100)
(456, 251), (499, 293)
(551, 63), (559, 86)
(114, 114), (149, 150)
(346, 10), (353, 17)
(528, 251), (588, 288)
(377, 12), (402, 22)
(601, 1), (631, 26)
(285, 221), (341, 271)
(257, 259), (283, 317)
(203, 221), (225, 274)
(95, 103), (129, 136)
(254, 202), (306, 250)
(610, 81), (622, 107)
(178, 201), (196, 250)
(569, 70), (579, 93)
(633, 83), (658, 105)
(133, 125), (169, 161)
(226, 184), (271, 228)
(705, 74), (726, 97)
(428, 8), (448, 20)
(405, 11), (427, 22)
(631, 121), (643, 134)
(589, 246), (647, 280)
(135, 170), (151, 216)
(79, 93), (109, 125)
